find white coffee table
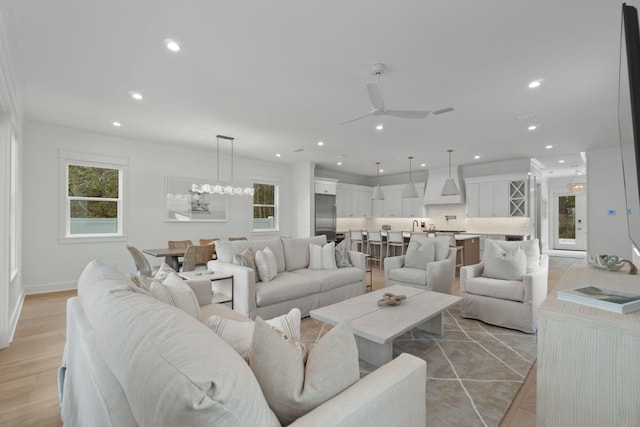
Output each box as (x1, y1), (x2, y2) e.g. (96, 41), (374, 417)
(310, 284), (461, 366)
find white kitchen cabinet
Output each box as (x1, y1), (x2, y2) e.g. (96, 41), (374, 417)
(466, 178), (516, 217)
(402, 184), (425, 218)
(336, 184), (373, 218)
(382, 187), (404, 218)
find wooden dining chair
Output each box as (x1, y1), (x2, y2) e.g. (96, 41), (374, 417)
(199, 238), (219, 260)
(181, 245), (214, 272)
(126, 245), (159, 277)
(168, 240), (194, 249)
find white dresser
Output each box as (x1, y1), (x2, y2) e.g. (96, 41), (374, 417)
(537, 264), (640, 426)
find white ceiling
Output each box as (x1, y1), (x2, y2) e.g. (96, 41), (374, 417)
(2, 0), (630, 177)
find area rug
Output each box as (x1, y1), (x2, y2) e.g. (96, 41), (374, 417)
(300, 305), (537, 427)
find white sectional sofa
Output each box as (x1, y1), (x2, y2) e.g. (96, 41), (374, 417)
(60, 260), (427, 426)
(209, 235), (368, 319)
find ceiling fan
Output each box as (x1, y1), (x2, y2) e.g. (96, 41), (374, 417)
(337, 63), (454, 125)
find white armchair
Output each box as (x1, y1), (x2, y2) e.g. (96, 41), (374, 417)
(459, 239), (548, 333)
(384, 235), (456, 294)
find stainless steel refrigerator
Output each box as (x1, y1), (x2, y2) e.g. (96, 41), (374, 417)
(314, 194), (337, 242)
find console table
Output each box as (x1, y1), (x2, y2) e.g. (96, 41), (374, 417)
(537, 263), (640, 426)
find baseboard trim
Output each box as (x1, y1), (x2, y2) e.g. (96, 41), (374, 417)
(25, 281), (77, 295)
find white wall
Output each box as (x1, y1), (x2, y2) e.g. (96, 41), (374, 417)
(586, 147), (631, 258)
(22, 122), (294, 293)
(291, 162), (314, 238)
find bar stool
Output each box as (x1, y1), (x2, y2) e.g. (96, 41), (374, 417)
(366, 230), (383, 268)
(387, 230), (408, 257)
(349, 229), (365, 252)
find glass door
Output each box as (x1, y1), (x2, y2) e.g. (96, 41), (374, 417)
(552, 192), (586, 251)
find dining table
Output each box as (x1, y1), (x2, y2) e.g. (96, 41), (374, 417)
(142, 247), (185, 271)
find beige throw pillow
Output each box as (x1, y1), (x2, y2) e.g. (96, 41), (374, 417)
(249, 318), (360, 425)
(482, 243), (527, 281)
(149, 272), (201, 319)
(207, 308), (301, 359)
(308, 242), (337, 270)
(233, 247), (259, 283)
(255, 246), (278, 282)
(154, 262), (177, 282)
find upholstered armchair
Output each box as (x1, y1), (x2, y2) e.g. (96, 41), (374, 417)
(459, 239), (548, 333)
(384, 235), (456, 294)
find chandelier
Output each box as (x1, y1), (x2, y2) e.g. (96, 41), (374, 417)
(192, 135), (254, 196)
(566, 170), (586, 194)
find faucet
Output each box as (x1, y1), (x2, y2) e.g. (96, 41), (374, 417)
(412, 219), (420, 232)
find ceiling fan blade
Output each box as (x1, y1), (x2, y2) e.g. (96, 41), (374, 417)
(366, 83), (385, 110)
(383, 110), (431, 119)
(433, 107), (454, 115)
(336, 111), (374, 125)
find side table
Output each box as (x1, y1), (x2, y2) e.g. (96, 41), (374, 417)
(179, 270), (235, 309)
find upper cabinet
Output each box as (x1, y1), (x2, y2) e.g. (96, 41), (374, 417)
(423, 167), (464, 205)
(336, 183), (372, 218)
(314, 177), (339, 195)
(465, 175), (528, 218)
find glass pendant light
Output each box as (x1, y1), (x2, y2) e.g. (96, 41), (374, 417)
(371, 161), (385, 200)
(403, 156), (419, 198)
(441, 149), (460, 196)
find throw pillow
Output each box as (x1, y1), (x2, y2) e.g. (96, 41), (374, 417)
(129, 273), (153, 291)
(488, 239), (541, 273)
(404, 238), (436, 269)
(309, 242), (337, 270)
(334, 240), (352, 268)
(482, 243), (527, 281)
(149, 272), (201, 319)
(255, 246), (278, 282)
(249, 318), (360, 425)
(154, 262), (177, 282)
(233, 247), (259, 283)
(207, 308), (301, 359)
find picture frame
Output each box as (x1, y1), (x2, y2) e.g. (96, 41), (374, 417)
(164, 176), (228, 222)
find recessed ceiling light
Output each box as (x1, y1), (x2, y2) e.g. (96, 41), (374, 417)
(112, 121), (121, 127)
(558, 160), (565, 163)
(317, 141), (324, 146)
(420, 163), (427, 167)
(380, 169), (384, 173)
(376, 124), (384, 131)
(275, 153), (281, 157)
(337, 162), (343, 166)
(165, 39), (180, 52)
(528, 124), (537, 131)
(474, 155), (480, 159)
(130, 91), (143, 100)
(528, 80), (542, 89)
(545, 145), (553, 149)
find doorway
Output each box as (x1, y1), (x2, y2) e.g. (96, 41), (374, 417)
(552, 192), (586, 251)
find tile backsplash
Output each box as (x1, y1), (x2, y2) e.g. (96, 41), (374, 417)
(337, 203), (530, 235)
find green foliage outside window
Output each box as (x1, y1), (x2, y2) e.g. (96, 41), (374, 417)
(253, 182), (276, 229)
(558, 195), (576, 239)
(68, 165), (119, 218)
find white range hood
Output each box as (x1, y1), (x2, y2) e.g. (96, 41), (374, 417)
(423, 167), (464, 205)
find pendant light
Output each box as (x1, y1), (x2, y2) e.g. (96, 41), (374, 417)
(566, 170), (586, 193)
(371, 161), (385, 200)
(441, 149), (460, 196)
(403, 156), (419, 198)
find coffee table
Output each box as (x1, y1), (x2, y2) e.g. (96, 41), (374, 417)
(310, 284), (461, 366)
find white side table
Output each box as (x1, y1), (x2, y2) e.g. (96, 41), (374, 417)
(179, 270), (235, 308)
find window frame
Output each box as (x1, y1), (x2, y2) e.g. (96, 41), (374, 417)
(252, 180), (279, 232)
(59, 151), (128, 243)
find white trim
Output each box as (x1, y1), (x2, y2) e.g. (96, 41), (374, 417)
(252, 179), (280, 232)
(24, 281), (77, 295)
(6, 289), (24, 346)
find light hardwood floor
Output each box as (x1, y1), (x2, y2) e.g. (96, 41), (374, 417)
(0, 256), (578, 426)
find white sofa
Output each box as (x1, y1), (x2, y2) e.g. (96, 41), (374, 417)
(209, 236), (367, 319)
(383, 235), (457, 294)
(60, 260), (427, 426)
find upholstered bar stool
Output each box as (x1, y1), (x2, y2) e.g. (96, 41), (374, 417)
(387, 230), (408, 257)
(367, 230), (383, 267)
(350, 229), (365, 252)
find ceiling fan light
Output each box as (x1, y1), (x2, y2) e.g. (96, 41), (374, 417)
(441, 178), (460, 196)
(372, 185), (385, 200)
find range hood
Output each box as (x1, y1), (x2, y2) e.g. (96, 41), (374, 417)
(423, 167), (465, 205)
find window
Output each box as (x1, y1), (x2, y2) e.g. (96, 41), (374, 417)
(60, 151), (128, 241)
(253, 182), (278, 231)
